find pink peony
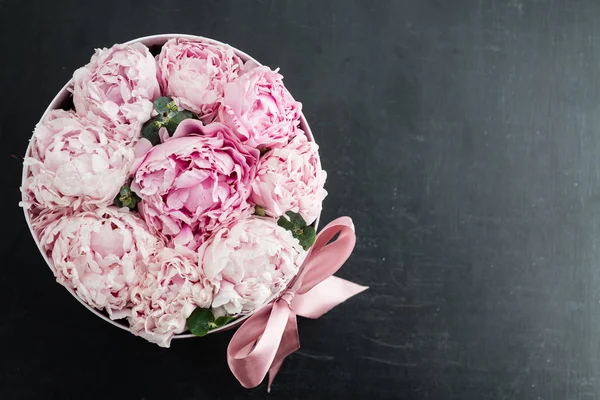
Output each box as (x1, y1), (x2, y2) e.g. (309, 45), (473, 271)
(157, 38), (245, 123)
(31, 104), (138, 146)
(131, 120), (259, 245)
(219, 66), (302, 149)
(129, 246), (213, 347)
(251, 133), (327, 225)
(72, 42), (160, 129)
(22, 110), (134, 211)
(198, 217), (306, 315)
(38, 207), (160, 319)
(29, 207), (72, 243)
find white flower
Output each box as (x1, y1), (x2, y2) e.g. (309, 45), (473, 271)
(72, 42), (160, 130)
(198, 217), (306, 315)
(129, 246), (213, 347)
(40, 207), (159, 319)
(22, 110), (134, 211)
(251, 133), (327, 224)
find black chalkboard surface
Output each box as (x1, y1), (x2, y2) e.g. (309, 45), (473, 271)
(2, 1), (600, 399)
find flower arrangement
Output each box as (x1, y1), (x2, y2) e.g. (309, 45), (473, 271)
(21, 34), (366, 390)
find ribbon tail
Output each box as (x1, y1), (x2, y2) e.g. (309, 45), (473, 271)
(292, 276), (368, 319)
(267, 308), (300, 392)
(227, 302), (290, 389)
(267, 359), (283, 393)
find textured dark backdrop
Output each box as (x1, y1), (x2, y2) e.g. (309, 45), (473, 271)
(2, 0), (600, 399)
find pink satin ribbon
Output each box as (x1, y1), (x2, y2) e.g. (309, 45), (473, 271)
(227, 217), (368, 391)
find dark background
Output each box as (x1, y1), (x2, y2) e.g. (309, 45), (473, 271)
(2, 0), (600, 398)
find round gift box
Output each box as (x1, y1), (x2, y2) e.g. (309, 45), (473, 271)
(21, 33), (320, 339)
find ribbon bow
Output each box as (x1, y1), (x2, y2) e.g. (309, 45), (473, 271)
(227, 217), (368, 391)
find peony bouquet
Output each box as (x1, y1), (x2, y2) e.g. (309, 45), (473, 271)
(21, 34), (366, 389)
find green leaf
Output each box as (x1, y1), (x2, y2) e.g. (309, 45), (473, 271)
(163, 110), (195, 134)
(113, 185), (140, 210)
(214, 316), (235, 327)
(143, 100), (197, 146)
(277, 211), (317, 250)
(297, 225), (316, 250)
(254, 205), (267, 217)
(277, 211), (307, 232)
(141, 118), (162, 146)
(187, 308), (215, 337)
(187, 308), (235, 335)
(153, 96), (173, 114)
(142, 103), (197, 147)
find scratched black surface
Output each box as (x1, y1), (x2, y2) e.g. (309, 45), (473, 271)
(2, 0), (600, 399)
